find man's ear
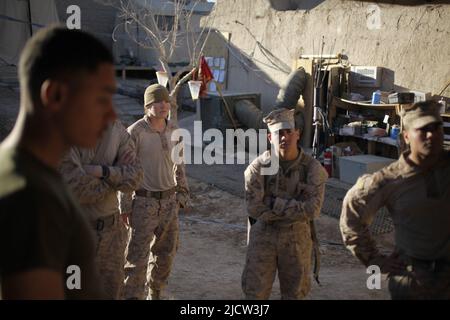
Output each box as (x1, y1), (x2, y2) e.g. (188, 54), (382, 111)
(403, 130), (410, 144)
(40, 80), (68, 111)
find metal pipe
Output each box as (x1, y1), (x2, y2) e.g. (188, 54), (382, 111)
(27, 0), (33, 37)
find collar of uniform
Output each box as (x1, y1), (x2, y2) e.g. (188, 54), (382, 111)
(398, 150), (429, 177)
(398, 151), (418, 175)
(280, 148), (304, 173)
(399, 149), (450, 176)
(15, 146), (63, 181)
(260, 147), (304, 172)
(143, 115), (171, 134)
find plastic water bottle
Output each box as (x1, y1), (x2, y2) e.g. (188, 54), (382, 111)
(371, 90), (381, 104)
(438, 98), (446, 114)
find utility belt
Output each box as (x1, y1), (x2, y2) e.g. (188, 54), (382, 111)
(135, 187), (176, 200)
(92, 214), (117, 232)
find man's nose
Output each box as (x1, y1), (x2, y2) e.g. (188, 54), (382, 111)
(425, 128), (439, 140)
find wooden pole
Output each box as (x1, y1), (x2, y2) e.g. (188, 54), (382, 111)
(213, 80), (238, 130)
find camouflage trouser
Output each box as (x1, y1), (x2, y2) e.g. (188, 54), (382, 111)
(92, 214), (128, 300)
(388, 255), (450, 300)
(242, 221), (313, 300)
(123, 194), (179, 300)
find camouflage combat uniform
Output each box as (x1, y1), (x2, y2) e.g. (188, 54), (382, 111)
(340, 150), (450, 299)
(121, 115), (190, 300)
(60, 120), (143, 299)
(242, 148), (328, 299)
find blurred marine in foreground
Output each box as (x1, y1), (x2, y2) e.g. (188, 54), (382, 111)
(0, 26), (117, 299)
(340, 101), (450, 299)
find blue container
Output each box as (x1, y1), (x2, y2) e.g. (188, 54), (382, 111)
(390, 125), (400, 140)
(371, 91), (381, 104)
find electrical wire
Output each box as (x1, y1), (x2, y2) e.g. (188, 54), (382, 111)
(234, 20), (291, 75)
(437, 80), (450, 96)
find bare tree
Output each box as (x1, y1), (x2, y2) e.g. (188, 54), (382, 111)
(97, 0), (215, 122)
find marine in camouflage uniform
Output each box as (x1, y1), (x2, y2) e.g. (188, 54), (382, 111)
(121, 84), (190, 300)
(340, 101), (450, 299)
(60, 120), (143, 299)
(242, 108), (328, 300)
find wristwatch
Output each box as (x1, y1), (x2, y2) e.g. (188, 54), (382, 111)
(101, 165), (110, 180)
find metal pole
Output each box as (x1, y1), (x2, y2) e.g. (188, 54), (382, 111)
(195, 99), (201, 121)
(312, 63), (322, 160)
(27, 0), (33, 37)
(311, 62), (322, 286)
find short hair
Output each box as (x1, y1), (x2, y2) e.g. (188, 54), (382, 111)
(18, 25), (114, 107)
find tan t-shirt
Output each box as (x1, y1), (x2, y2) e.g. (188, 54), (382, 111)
(126, 116), (185, 192)
(340, 151), (450, 264)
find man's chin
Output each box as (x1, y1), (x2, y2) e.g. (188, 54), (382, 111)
(421, 147), (442, 158)
(154, 113), (168, 119)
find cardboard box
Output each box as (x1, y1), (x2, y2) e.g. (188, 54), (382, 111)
(350, 66), (381, 87)
(339, 155), (395, 184)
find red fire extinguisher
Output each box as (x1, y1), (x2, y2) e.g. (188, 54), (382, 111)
(323, 148), (332, 178)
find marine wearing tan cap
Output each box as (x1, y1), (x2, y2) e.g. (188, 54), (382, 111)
(122, 82), (190, 300)
(242, 107), (327, 300)
(340, 99), (450, 300)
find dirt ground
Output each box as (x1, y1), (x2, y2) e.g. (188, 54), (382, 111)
(165, 177), (394, 300)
